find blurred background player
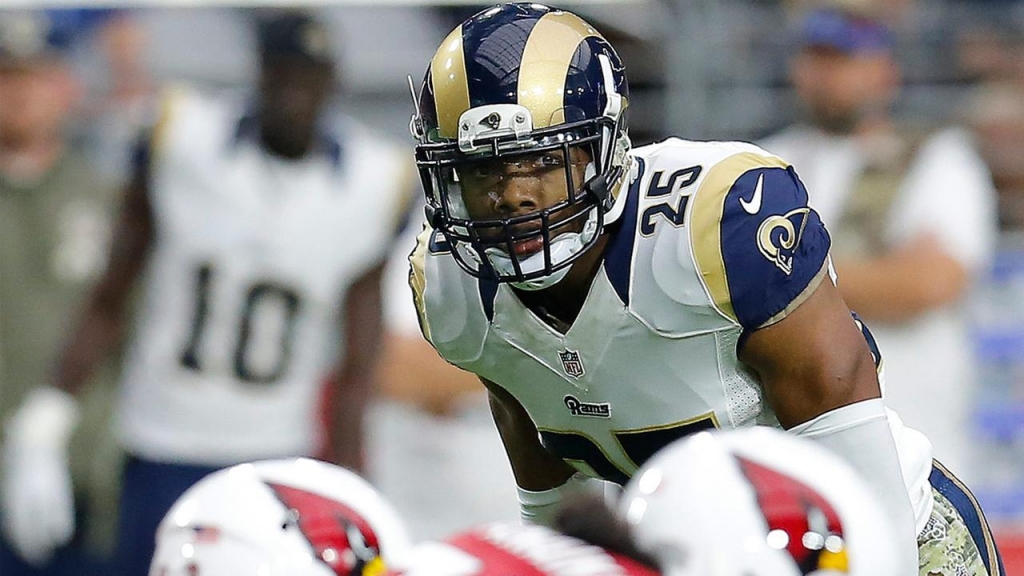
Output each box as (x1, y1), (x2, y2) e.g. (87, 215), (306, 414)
(2, 10), (412, 576)
(149, 458), (413, 576)
(0, 11), (121, 576)
(618, 427), (903, 576)
(760, 5), (998, 478)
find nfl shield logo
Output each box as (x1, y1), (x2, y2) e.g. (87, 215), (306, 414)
(558, 349), (585, 379)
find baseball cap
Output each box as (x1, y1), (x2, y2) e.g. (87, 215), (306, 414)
(257, 11), (333, 66)
(798, 8), (893, 54)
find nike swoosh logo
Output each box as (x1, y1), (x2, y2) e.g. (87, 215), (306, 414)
(740, 173), (764, 215)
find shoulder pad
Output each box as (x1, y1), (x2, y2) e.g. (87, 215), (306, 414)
(409, 224), (490, 363)
(688, 150), (831, 329)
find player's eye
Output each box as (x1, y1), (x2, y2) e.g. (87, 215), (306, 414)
(536, 154), (563, 168)
(466, 162), (502, 180)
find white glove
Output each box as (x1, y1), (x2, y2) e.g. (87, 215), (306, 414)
(2, 387), (80, 566)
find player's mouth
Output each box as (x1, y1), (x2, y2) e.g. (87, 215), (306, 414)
(512, 236), (545, 257)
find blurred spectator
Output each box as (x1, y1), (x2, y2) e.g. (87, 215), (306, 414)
(0, 11), (120, 576)
(81, 11), (157, 185)
(367, 216), (519, 540)
(967, 83), (1024, 231)
(761, 6), (998, 480)
(1, 10), (412, 576)
(959, 21), (1024, 231)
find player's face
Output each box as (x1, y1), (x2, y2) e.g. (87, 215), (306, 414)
(258, 56), (334, 159)
(791, 46), (897, 134)
(455, 146), (592, 255)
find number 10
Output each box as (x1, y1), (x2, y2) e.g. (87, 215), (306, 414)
(179, 263), (301, 385)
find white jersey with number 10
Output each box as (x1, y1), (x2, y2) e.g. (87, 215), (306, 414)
(118, 87), (411, 464)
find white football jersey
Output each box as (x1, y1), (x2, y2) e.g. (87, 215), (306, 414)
(119, 87), (412, 464)
(412, 138), (935, 529)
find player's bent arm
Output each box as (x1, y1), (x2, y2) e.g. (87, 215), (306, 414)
(327, 263), (386, 474)
(737, 279), (878, 428)
(483, 377), (577, 490)
(738, 279), (919, 573)
(483, 378), (593, 526)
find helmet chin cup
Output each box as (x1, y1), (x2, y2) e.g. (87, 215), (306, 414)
(483, 209), (600, 291)
(511, 262), (572, 291)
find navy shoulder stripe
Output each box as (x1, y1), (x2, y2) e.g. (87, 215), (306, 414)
(929, 462), (1005, 576)
(562, 36), (616, 123)
(603, 158), (645, 305)
(478, 278), (499, 322)
(851, 312), (882, 371)
(461, 11), (542, 108)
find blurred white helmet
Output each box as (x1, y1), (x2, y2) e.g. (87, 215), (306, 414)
(149, 458), (412, 576)
(620, 427), (900, 576)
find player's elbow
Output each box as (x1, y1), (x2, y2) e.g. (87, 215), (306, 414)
(817, 346), (881, 414)
(772, 350), (881, 429)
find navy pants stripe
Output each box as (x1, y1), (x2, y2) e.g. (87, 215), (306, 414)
(930, 460), (1006, 576)
(115, 455), (221, 576)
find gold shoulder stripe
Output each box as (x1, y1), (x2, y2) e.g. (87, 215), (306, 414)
(689, 152), (789, 323)
(409, 224), (434, 343)
(517, 11), (600, 128)
(149, 85), (184, 163)
(388, 157), (420, 236)
(430, 27), (471, 140)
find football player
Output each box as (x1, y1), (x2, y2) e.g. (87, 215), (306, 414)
(407, 3), (1003, 575)
(148, 458), (412, 576)
(2, 10), (413, 575)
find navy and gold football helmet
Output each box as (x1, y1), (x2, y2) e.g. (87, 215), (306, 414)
(411, 3), (631, 289)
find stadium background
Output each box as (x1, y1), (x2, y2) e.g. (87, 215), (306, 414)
(4, 0), (1024, 571)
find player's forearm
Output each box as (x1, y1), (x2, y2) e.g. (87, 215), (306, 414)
(52, 290), (130, 395)
(53, 173), (153, 396)
(326, 370), (371, 473)
(485, 383), (577, 491)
